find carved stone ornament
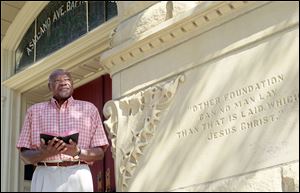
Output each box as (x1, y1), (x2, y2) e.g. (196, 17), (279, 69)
(103, 74), (184, 191)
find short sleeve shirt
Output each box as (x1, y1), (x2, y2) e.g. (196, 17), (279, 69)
(16, 96), (109, 161)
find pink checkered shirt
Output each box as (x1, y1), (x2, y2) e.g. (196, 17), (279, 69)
(16, 96), (109, 161)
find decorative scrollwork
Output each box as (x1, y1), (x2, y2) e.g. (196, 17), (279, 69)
(103, 75), (184, 191)
(103, 100), (119, 159)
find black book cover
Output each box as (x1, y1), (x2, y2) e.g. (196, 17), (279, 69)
(40, 132), (79, 145)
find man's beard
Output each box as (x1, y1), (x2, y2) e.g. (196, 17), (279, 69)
(58, 90), (72, 99)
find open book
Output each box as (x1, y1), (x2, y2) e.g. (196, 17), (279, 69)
(40, 131), (79, 145)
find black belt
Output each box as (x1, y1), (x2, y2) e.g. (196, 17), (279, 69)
(37, 161), (87, 167)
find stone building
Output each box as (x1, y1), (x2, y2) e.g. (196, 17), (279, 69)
(1, 1), (299, 192)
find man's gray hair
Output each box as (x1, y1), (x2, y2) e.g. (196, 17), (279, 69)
(48, 69), (72, 84)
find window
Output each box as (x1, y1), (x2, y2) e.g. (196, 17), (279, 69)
(15, 1), (117, 73)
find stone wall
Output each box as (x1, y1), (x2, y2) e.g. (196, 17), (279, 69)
(171, 162), (298, 192)
(102, 1), (299, 192)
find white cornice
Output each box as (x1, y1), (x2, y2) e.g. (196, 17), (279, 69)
(100, 1), (269, 76)
(2, 17), (119, 93)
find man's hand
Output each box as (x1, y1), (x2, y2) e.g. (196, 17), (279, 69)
(62, 139), (80, 157)
(39, 137), (67, 157)
(19, 138), (67, 165)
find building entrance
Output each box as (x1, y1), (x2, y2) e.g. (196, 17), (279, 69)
(73, 74), (115, 192)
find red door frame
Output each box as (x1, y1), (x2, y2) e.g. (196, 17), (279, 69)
(73, 74), (115, 192)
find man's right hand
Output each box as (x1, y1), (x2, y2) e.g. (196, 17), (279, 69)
(19, 138), (67, 165)
(39, 137), (67, 157)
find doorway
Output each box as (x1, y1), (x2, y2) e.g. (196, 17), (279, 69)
(72, 74), (115, 192)
(22, 74), (115, 192)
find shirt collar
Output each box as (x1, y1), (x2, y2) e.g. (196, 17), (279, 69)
(50, 96), (74, 108)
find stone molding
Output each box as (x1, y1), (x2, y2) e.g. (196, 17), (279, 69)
(103, 74), (184, 191)
(100, 1), (268, 75)
(2, 18), (119, 94)
(1, 96), (6, 103)
(1, 1), (49, 51)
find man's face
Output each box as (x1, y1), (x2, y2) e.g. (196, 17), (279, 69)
(49, 74), (73, 100)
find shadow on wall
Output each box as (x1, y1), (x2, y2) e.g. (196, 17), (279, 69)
(117, 1), (299, 192)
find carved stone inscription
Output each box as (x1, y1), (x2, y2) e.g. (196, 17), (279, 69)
(176, 74), (299, 141)
(117, 25), (299, 192)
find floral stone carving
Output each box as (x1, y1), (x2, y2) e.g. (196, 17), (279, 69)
(103, 75), (184, 191)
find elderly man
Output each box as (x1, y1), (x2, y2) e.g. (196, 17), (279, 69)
(17, 69), (108, 192)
